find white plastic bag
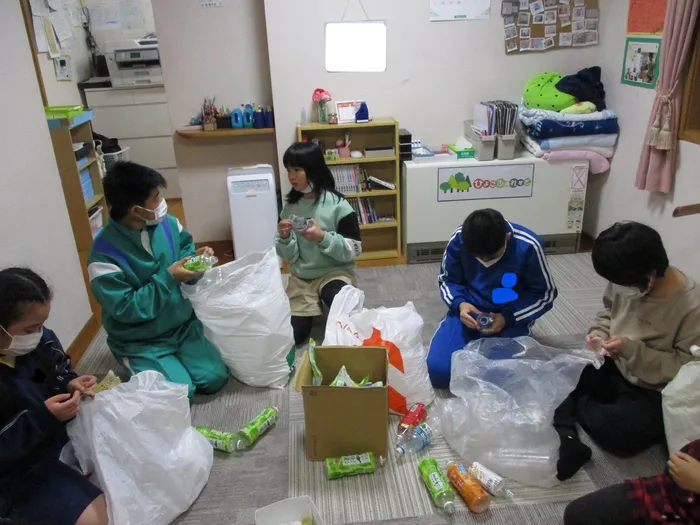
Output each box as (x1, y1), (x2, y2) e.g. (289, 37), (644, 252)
(439, 337), (602, 488)
(182, 248), (293, 388)
(67, 371), (213, 525)
(324, 285), (435, 414)
(663, 359), (700, 452)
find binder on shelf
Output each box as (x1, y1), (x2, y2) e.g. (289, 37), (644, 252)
(368, 176), (395, 190)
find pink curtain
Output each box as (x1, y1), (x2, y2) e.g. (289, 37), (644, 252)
(635, 0), (700, 193)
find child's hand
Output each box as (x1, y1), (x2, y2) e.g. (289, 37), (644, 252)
(480, 313), (506, 335)
(68, 375), (97, 398)
(298, 219), (326, 243)
(195, 246), (214, 257)
(602, 336), (629, 355)
(45, 391), (81, 422)
(169, 257), (204, 283)
(669, 452), (700, 494)
(278, 219), (293, 240)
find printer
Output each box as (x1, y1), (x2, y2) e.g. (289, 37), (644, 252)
(105, 38), (163, 87)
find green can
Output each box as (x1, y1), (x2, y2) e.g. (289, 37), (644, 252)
(326, 452), (380, 480)
(236, 407), (279, 450)
(418, 458), (456, 514)
(194, 426), (235, 453)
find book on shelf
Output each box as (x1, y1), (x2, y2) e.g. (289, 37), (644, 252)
(347, 197), (394, 225)
(330, 164), (379, 194)
(368, 176), (395, 190)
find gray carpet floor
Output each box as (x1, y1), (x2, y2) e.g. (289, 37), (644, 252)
(75, 254), (667, 525)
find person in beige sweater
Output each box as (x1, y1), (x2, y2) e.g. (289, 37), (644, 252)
(554, 221), (700, 481)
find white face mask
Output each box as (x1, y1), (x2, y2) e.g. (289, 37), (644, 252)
(1, 325), (42, 357)
(476, 246), (506, 268)
(138, 199), (168, 226)
(613, 283), (650, 299)
(300, 181), (314, 194)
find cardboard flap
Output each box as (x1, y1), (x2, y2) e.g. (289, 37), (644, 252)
(293, 349), (312, 393)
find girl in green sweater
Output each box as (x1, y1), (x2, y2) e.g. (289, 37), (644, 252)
(276, 142), (362, 345)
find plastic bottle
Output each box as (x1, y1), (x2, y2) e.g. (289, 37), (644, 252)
(301, 106), (308, 125)
(468, 462), (514, 499)
(325, 452), (384, 480)
(243, 103), (254, 128)
(195, 426), (235, 453)
(446, 463), (490, 513)
(395, 420), (435, 457)
(418, 458), (456, 514)
(235, 407), (279, 450)
(232, 107), (243, 128)
(396, 402), (427, 441)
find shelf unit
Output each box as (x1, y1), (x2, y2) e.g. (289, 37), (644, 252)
(297, 117), (401, 262)
(175, 127), (275, 139)
(47, 111), (106, 316)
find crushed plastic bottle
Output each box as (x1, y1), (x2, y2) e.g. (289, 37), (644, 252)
(396, 417), (438, 457)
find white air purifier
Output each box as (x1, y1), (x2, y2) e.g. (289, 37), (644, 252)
(227, 164), (278, 259)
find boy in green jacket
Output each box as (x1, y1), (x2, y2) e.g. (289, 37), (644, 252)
(88, 162), (228, 398)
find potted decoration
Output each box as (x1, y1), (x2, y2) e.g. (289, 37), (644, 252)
(216, 106), (232, 129)
(312, 88), (332, 124)
(202, 97), (217, 132)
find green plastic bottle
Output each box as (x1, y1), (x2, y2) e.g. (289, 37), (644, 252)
(236, 407), (279, 450)
(418, 458), (456, 515)
(325, 452), (383, 480)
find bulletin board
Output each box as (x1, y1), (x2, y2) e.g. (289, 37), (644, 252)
(500, 0), (600, 55)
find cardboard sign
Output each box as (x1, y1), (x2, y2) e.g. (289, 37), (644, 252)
(437, 164), (535, 202)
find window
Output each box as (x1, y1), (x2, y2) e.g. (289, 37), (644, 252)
(325, 21), (387, 73)
(680, 23), (700, 145)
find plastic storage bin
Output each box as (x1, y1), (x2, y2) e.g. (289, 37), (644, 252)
(80, 168), (94, 201)
(103, 147), (130, 171)
(44, 105), (84, 120)
(464, 120), (496, 161)
(497, 134), (517, 160)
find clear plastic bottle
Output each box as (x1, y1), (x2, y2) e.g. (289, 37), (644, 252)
(395, 419), (435, 457)
(468, 462), (514, 499)
(301, 107), (308, 125)
(396, 403), (427, 443)
(418, 458), (456, 515)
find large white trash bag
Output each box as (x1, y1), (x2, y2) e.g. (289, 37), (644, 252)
(67, 371), (213, 525)
(182, 248), (293, 388)
(324, 285), (435, 414)
(440, 337), (602, 488)
(662, 356), (700, 452)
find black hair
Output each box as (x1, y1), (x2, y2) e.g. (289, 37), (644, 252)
(103, 161), (167, 219)
(283, 142), (344, 205)
(592, 221), (669, 290)
(0, 268), (52, 329)
(462, 208), (509, 257)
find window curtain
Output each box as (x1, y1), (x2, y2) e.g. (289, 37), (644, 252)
(635, 0), (700, 193)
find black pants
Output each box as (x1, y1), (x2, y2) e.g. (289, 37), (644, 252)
(564, 483), (641, 525)
(291, 279), (348, 345)
(553, 358), (664, 456)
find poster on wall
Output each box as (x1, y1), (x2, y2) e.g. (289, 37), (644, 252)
(436, 165), (534, 202)
(430, 0), (491, 21)
(627, 0), (667, 35)
(621, 37), (662, 89)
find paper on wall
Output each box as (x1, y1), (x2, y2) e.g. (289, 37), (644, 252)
(430, 0), (491, 21)
(49, 11), (73, 44)
(47, 0), (61, 9)
(61, 0), (84, 27)
(89, 3), (122, 30)
(29, 0), (50, 16)
(33, 15), (49, 53)
(42, 16), (61, 57)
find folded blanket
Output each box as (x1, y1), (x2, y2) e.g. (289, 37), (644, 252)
(518, 103), (617, 127)
(528, 118), (620, 139)
(519, 132), (544, 157)
(543, 150), (610, 174)
(518, 132), (615, 159)
(541, 134), (619, 150)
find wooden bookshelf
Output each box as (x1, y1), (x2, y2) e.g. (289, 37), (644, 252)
(297, 117), (402, 263)
(176, 127), (275, 139)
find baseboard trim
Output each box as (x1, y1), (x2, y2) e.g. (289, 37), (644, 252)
(67, 314), (101, 364)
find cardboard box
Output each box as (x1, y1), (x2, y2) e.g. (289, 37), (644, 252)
(255, 496), (324, 525)
(294, 346), (389, 461)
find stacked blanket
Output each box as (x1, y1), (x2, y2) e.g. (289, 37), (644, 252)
(517, 104), (619, 174)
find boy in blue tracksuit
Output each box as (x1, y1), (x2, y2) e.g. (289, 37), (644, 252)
(428, 209), (557, 388)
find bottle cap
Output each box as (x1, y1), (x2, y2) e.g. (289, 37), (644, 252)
(444, 501), (456, 515)
(395, 445), (405, 456)
(235, 439), (247, 451)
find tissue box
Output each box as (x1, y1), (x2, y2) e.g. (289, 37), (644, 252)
(448, 143), (475, 159)
(255, 496), (324, 525)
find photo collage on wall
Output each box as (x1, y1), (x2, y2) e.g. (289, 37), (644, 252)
(501, 0), (600, 54)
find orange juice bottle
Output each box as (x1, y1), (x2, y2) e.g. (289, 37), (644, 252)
(446, 463), (490, 513)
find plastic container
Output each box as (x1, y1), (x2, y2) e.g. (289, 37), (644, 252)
(236, 407), (279, 450)
(446, 463), (490, 513)
(255, 496), (323, 525)
(326, 452), (383, 480)
(464, 120), (496, 161)
(468, 462), (514, 499)
(497, 134), (517, 160)
(418, 458), (456, 514)
(88, 206), (103, 237)
(396, 421), (434, 457)
(183, 254), (218, 272)
(396, 403), (427, 442)
(44, 105), (84, 120)
(473, 312), (493, 331)
(194, 426), (235, 453)
(103, 147), (130, 171)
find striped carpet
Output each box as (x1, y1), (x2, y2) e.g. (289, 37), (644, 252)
(75, 254), (667, 524)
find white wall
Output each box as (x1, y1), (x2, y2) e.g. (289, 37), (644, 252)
(84, 0), (156, 50)
(1, 1), (92, 346)
(584, 0), (700, 280)
(151, 0), (277, 242)
(264, 0), (603, 195)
